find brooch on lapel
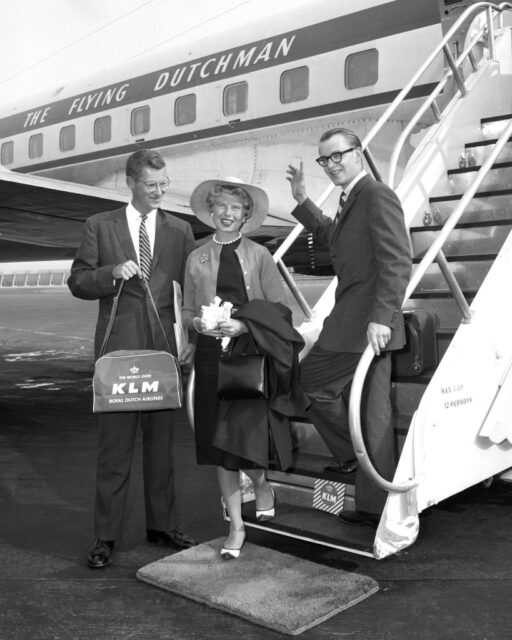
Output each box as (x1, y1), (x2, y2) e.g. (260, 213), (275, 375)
(199, 253), (209, 264)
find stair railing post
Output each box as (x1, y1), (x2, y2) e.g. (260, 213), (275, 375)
(276, 258), (314, 320)
(487, 6), (497, 60)
(363, 148), (382, 182)
(434, 250), (473, 323)
(443, 44), (467, 95)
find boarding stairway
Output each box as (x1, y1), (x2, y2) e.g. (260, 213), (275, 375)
(236, 2), (512, 558)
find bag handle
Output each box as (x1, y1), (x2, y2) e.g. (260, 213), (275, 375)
(222, 330), (260, 356)
(98, 278), (173, 358)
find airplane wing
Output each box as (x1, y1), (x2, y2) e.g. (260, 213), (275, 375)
(0, 167), (327, 270)
(0, 167), (209, 262)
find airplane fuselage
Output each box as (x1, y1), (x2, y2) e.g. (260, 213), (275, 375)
(0, 0), (445, 223)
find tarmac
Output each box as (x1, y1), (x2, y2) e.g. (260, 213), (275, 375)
(1, 286), (511, 640)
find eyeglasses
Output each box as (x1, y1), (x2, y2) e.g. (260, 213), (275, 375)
(137, 178), (171, 192)
(315, 148), (356, 167)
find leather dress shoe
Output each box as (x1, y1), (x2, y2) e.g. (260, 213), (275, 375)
(146, 529), (197, 550)
(324, 459), (359, 474)
(338, 509), (380, 527)
(87, 538), (115, 568)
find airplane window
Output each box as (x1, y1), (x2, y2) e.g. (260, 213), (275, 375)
(345, 49), (379, 90)
(280, 67), (309, 104)
(94, 116), (112, 144)
(29, 133), (43, 159)
(60, 125), (76, 152)
(131, 106), (150, 136)
(175, 94), (196, 126)
(223, 82), (248, 116)
(1, 141), (13, 165)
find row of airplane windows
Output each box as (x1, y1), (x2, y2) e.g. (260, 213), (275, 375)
(0, 49), (378, 166)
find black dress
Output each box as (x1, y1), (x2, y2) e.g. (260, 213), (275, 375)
(193, 239), (259, 469)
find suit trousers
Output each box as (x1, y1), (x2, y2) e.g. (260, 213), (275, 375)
(300, 344), (395, 514)
(94, 409), (176, 541)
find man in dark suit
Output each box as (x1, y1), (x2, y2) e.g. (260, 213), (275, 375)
(68, 149), (197, 567)
(286, 127), (411, 525)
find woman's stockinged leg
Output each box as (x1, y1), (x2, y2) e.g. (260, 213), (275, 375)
(217, 467), (245, 553)
(243, 468), (275, 516)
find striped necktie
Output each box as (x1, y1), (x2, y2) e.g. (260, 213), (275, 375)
(334, 191), (347, 225)
(139, 213), (152, 281)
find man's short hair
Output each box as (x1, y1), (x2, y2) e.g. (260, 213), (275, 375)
(126, 149), (166, 180)
(319, 128), (362, 149)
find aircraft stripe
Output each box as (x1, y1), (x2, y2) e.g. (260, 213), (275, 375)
(12, 82), (436, 174)
(0, 0), (439, 138)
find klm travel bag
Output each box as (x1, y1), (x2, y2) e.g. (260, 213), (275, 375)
(92, 280), (182, 413)
(392, 310), (438, 377)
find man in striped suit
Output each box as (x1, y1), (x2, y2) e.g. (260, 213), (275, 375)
(69, 149), (197, 568)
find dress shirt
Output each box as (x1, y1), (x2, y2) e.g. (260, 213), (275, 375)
(125, 203), (157, 261)
(342, 170), (367, 199)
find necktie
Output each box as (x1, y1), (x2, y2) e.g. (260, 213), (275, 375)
(139, 213), (152, 281)
(334, 191), (347, 225)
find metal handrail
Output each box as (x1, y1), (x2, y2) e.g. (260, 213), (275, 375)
(349, 101), (512, 494)
(359, 2), (511, 156)
(387, 20), (494, 188)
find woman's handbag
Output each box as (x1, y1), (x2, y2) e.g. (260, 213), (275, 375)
(92, 280), (183, 413)
(217, 336), (268, 400)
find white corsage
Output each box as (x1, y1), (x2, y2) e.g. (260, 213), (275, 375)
(200, 297), (234, 349)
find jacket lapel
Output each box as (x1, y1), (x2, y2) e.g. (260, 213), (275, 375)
(332, 174), (372, 230)
(112, 207), (138, 262)
(152, 210), (166, 269)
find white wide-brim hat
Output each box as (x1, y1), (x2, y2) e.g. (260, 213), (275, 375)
(189, 177), (269, 234)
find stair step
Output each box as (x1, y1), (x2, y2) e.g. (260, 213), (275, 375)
(412, 252), (497, 263)
(405, 296), (475, 330)
(413, 259), (492, 293)
(412, 190), (512, 228)
(446, 161), (512, 192)
(480, 114), (512, 139)
(464, 138), (512, 165)
(411, 222), (510, 260)
(410, 218), (512, 233)
(241, 501), (374, 556)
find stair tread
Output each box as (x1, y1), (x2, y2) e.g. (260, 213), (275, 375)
(412, 253), (496, 263)
(447, 160), (512, 175)
(410, 218), (512, 232)
(430, 188), (512, 202)
(270, 452), (357, 482)
(466, 136), (512, 148)
(411, 290), (477, 299)
(481, 114), (512, 123)
(241, 502), (374, 554)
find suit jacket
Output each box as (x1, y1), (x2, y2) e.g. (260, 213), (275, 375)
(68, 206), (196, 359)
(292, 175), (411, 353)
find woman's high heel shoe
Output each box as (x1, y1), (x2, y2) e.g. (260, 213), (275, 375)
(256, 487), (276, 522)
(220, 530), (246, 560)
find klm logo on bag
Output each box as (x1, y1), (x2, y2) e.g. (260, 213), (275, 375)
(110, 369), (161, 402)
(112, 378), (159, 395)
